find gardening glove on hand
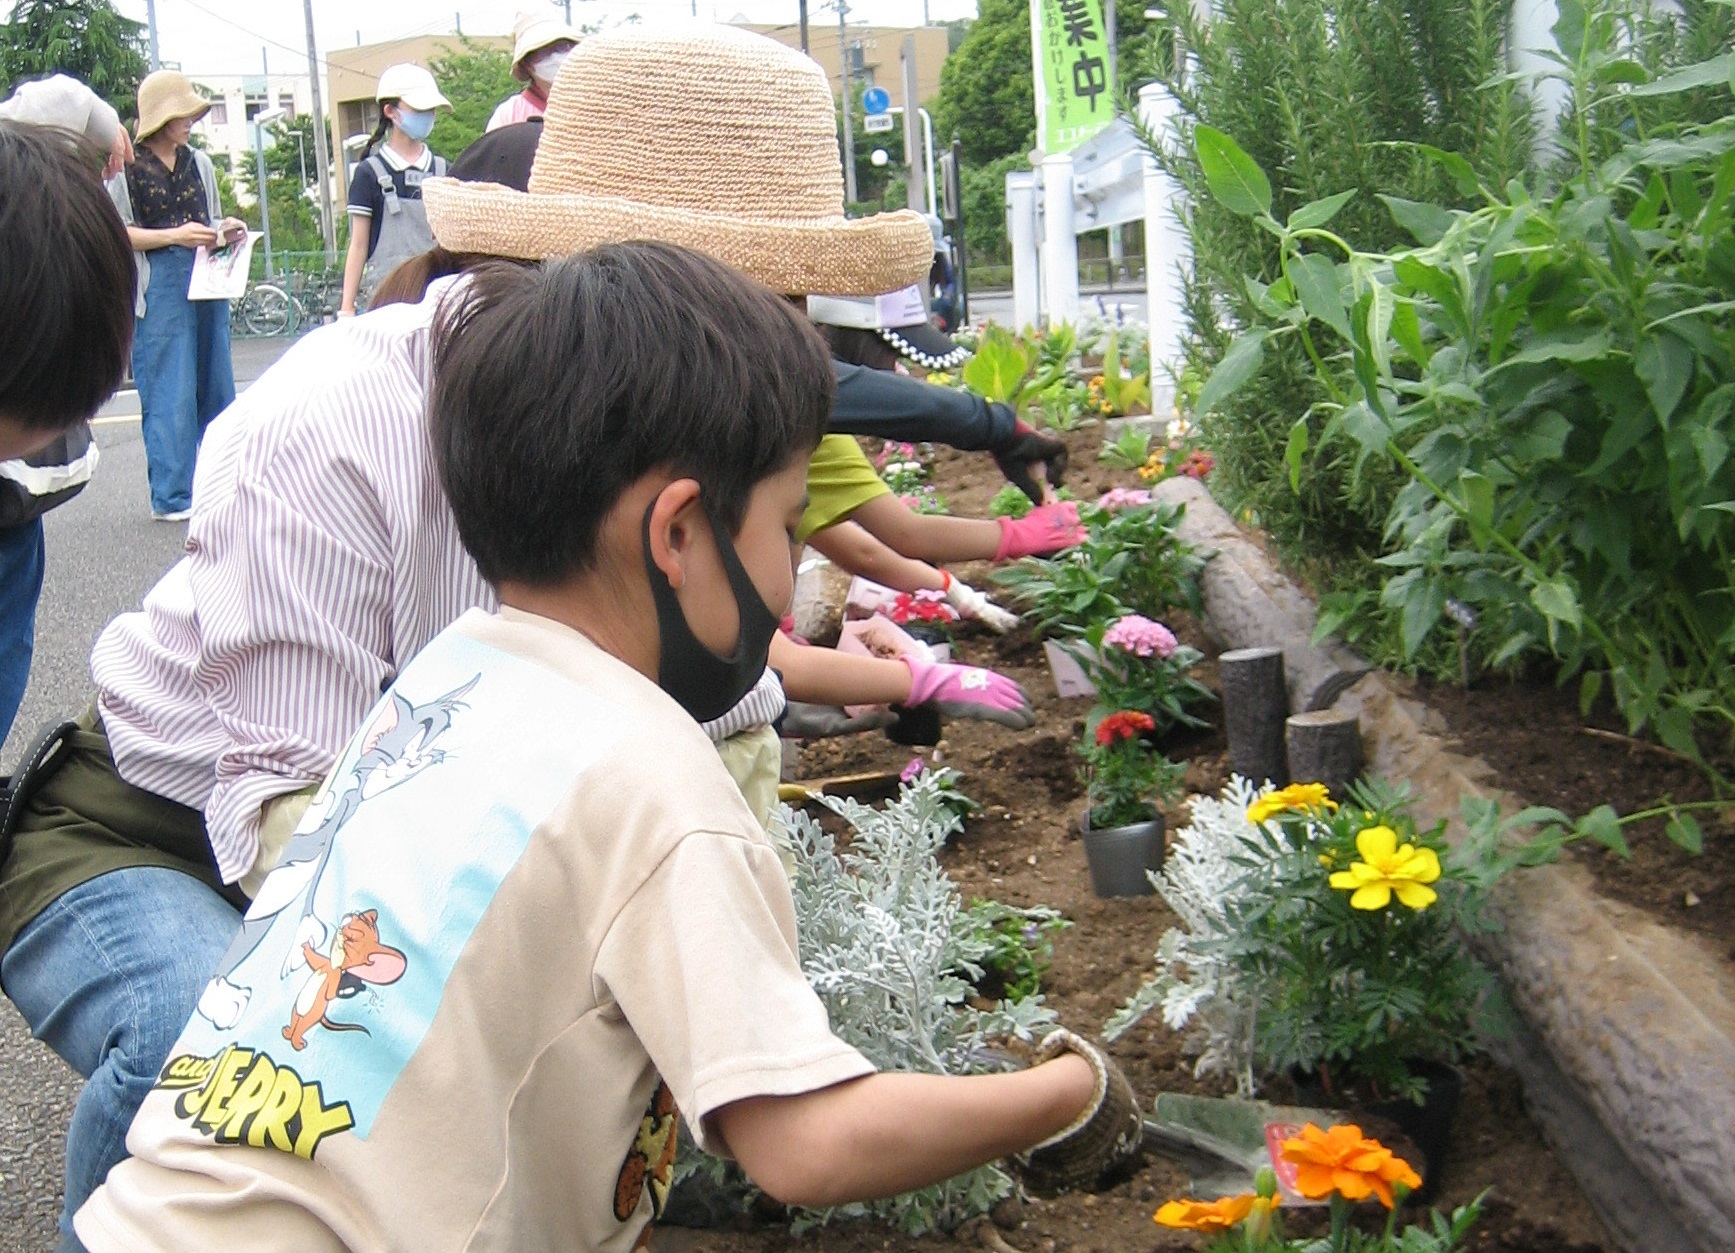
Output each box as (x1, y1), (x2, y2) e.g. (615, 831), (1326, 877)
(781, 701), (897, 739)
(994, 502), (1087, 562)
(992, 417), (1070, 504)
(898, 656), (1035, 729)
(940, 571), (1020, 633)
(1015, 1029), (1144, 1195)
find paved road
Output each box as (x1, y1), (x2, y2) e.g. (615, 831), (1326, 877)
(0, 334), (295, 1249)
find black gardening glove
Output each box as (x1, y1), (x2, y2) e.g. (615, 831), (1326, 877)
(780, 701), (897, 739)
(991, 413), (1069, 504)
(1015, 1029), (1143, 1195)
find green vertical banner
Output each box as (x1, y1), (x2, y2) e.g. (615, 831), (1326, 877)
(1029, 0), (1115, 154)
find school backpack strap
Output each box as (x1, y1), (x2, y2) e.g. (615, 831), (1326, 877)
(432, 154), (447, 177)
(0, 719), (81, 866)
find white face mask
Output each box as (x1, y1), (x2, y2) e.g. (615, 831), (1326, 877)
(530, 48), (570, 86)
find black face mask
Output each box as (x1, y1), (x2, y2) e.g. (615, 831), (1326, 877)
(642, 497), (782, 724)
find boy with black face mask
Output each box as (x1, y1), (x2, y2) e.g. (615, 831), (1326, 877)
(74, 243), (1139, 1252)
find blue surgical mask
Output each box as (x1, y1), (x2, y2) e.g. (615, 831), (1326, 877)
(395, 108), (435, 141)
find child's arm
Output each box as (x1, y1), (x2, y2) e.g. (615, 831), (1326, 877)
(807, 520), (944, 594)
(768, 634), (1033, 728)
(848, 494), (1004, 564)
(714, 1059), (1093, 1207)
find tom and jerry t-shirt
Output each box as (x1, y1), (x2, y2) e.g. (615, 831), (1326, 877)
(77, 607), (872, 1253)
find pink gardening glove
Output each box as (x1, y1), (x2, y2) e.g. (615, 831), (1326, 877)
(898, 655), (1036, 729)
(994, 501), (1088, 562)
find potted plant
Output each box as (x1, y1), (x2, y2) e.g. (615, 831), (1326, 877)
(883, 588), (959, 652)
(1067, 612), (1215, 738)
(1112, 777), (1509, 1188)
(1076, 710), (1186, 897)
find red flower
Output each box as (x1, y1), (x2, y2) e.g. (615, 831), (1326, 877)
(889, 591), (957, 626)
(1095, 710), (1155, 745)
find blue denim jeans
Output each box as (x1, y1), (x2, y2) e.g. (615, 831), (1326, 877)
(1, 866), (242, 1246)
(131, 246), (235, 515)
(0, 518), (45, 743)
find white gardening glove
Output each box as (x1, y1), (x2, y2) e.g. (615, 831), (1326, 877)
(941, 571), (1020, 634)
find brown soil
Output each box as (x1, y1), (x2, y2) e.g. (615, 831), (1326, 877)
(666, 428), (1615, 1252)
(1418, 675), (1735, 951)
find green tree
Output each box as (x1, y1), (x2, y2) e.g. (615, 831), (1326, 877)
(425, 36), (515, 160)
(0, 0), (148, 120)
(226, 114), (327, 266)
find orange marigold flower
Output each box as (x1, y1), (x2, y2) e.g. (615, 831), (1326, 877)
(1279, 1122), (1423, 1209)
(1153, 1194), (1256, 1232)
(1095, 710), (1156, 745)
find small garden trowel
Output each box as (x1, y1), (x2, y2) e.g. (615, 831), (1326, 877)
(1143, 1092), (1344, 1206)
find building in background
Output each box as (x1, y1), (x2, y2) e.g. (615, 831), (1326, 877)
(736, 23), (949, 102)
(188, 73), (313, 171)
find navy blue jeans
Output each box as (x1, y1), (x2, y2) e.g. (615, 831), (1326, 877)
(2, 867), (241, 1247)
(132, 246), (235, 515)
(0, 517), (45, 743)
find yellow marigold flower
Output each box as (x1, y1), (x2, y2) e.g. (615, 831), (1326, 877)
(1154, 1194), (1256, 1232)
(1327, 824), (1441, 910)
(1245, 782), (1337, 825)
(1279, 1122), (1422, 1209)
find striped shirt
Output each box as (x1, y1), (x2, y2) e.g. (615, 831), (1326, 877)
(92, 276), (783, 885)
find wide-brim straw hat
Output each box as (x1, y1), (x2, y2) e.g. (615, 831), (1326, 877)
(510, 13), (582, 81)
(422, 25), (935, 297)
(135, 70), (211, 140)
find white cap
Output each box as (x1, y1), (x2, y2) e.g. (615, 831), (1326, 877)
(375, 63), (451, 111)
(806, 285), (930, 331)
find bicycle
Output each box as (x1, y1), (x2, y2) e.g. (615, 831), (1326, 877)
(231, 280), (303, 338)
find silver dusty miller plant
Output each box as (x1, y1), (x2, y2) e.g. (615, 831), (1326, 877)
(1104, 776), (1263, 1096)
(774, 770), (1058, 1235)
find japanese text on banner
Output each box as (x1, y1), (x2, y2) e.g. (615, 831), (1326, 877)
(1030, 0), (1115, 155)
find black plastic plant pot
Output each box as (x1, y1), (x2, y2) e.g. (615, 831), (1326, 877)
(901, 623), (953, 649)
(1079, 808), (1164, 898)
(1366, 1059), (1462, 1203)
(886, 702), (942, 747)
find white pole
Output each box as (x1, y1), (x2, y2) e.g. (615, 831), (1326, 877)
(1139, 81), (1189, 414)
(1007, 171), (1040, 329)
(1040, 152), (1079, 326)
(145, 0), (161, 69)
(900, 35), (926, 215)
(838, 0), (857, 204)
(1509, 0), (1570, 160)
(919, 108), (937, 218)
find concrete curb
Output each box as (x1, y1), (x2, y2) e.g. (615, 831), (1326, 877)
(1151, 476), (1735, 1253)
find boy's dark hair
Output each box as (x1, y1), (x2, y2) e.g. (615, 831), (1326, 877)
(0, 121), (135, 432)
(431, 241), (835, 586)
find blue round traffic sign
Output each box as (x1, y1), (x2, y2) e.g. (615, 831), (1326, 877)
(861, 86), (891, 115)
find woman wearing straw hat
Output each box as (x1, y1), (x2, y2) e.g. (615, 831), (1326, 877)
(107, 70), (246, 522)
(485, 12), (582, 132)
(337, 63), (451, 318)
(0, 30), (1038, 1239)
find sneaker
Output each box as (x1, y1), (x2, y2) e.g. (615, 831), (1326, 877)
(152, 509), (192, 523)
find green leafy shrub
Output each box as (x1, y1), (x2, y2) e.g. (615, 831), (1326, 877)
(1192, 5), (1735, 771)
(1137, 0), (1535, 663)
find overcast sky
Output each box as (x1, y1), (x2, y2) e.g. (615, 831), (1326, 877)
(95, 0), (977, 77)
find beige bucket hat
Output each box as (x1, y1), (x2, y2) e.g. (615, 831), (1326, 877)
(421, 24), (935, 297)
(134, 70), (211, 140)
(510, 13), (583, 81)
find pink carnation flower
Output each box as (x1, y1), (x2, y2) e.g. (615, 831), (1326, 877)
(900, 758), (927, 784)
(1097, 487), (1153, 512)
(1102, 614), (1178, 659)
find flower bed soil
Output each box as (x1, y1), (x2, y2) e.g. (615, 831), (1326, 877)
(1416, 676), (1735, 952)
(661, 428), (1612, 1252)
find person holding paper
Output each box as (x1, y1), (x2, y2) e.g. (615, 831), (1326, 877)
(106, 70), (244, 522)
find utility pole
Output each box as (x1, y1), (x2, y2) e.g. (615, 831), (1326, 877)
(838, 0), (856, 204)
(900, 34), (925, 215)
(304, 0), (338, 258)
(1104, 0), (1124, 280)
(798, 0), (809, 53)
(560, 0), (572, 21)
(145, 0), (161, 69)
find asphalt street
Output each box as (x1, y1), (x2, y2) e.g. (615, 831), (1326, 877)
(0, 335), (288, 1249)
